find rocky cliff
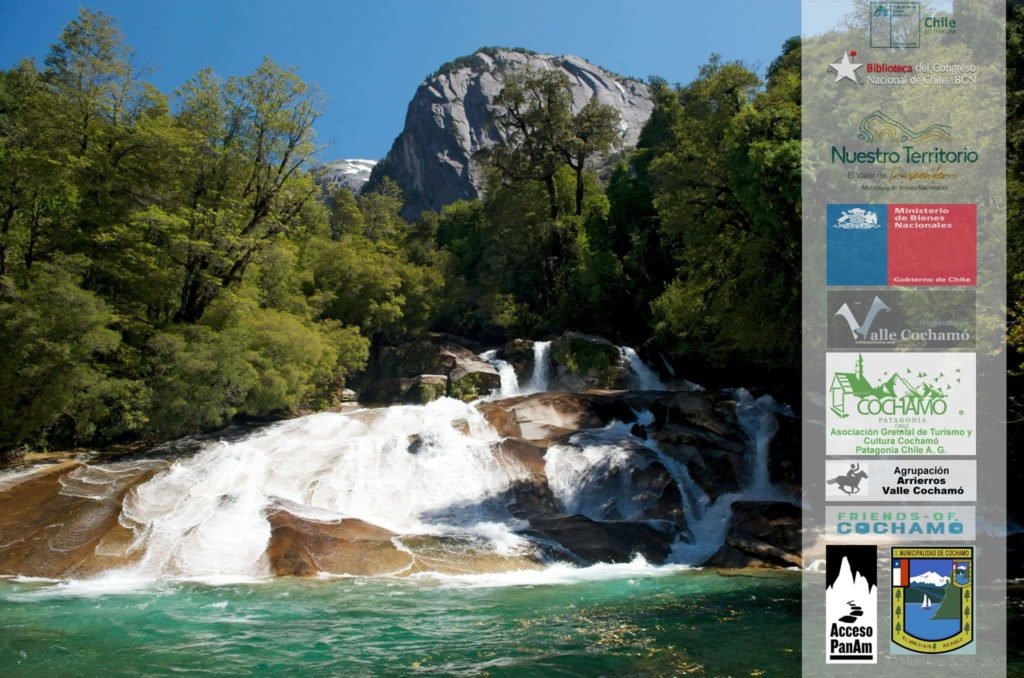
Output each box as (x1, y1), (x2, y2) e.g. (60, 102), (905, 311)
(364, 48), (654, 220)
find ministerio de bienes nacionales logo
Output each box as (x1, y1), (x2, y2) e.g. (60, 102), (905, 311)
(891, 547), (974, 655)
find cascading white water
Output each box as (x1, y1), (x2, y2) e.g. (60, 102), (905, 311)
(479, 350), (519, 397)
(3, 346), (791, 580)
(618, 346), (666, 390)
(544, 422), (660, 521)
(734, 387), (784, 498)
(115, 398), (529, 580)
(542, 398), (789, 566)
(670, 392), (791, 560)
(526, 341), (552, 393)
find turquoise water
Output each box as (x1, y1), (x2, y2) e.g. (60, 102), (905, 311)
(1, 569), (799, 677)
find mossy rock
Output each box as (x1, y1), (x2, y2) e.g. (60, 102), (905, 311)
(449, 372), (482, 401)
(550, 333), (619, 375)
(502, 339), (536, 364)
(401, 375), (448, 404)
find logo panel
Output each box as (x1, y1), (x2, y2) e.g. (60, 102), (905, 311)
(827, 289), (975, 349)
(870, 2), (922, 48)
(891, 547), (975, 654)
(826, 352), (976, 455)
(888, 204), (976, 286)
(825, 460), (976, 502)
(827, 545), (878, 663)
(826, 507), (975, 542)
(827, 205), (888, 285)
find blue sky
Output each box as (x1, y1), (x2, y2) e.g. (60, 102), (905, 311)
(1, 0), (803, 162)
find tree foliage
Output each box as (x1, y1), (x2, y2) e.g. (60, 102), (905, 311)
(0, 10), (432, 452)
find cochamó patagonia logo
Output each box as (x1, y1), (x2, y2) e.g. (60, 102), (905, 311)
(829, 353), (953, 419)
(825, 352), (976, 456)
(891, 547), (974, 655)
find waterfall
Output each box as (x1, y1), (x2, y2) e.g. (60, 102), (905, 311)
(544, 422), (660, 521)
(526, 341), (552, 393)
(542, 411), (738, 566)
(115, 398), (528, 580)
(0, 351), (792, 581)
(734, 387), (783, 498)
(618, 346), (666, 390)
(479, 350), (519, 397)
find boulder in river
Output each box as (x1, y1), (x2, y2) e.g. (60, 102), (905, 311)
(705, 501), (801, 569)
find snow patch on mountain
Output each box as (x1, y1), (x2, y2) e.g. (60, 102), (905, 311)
(910, 571), (950, 587)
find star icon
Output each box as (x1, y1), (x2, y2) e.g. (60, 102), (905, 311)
(830, 51), (863, 84)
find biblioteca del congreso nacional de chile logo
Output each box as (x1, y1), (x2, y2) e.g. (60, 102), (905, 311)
(827, 3), (974, 88)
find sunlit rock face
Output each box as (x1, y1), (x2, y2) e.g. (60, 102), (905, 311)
(364, 48), (654, 220)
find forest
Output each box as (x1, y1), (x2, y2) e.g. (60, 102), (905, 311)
(0, 7), (1020, 461)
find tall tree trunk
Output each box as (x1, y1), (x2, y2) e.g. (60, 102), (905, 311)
(574, 164), (585, 217)
(544, 174), (559, 220)
(174, 257), (216, 323)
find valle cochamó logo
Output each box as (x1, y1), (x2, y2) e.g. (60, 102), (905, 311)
(827, 290), (975, 350)
(891, 547), (974, 654)
(829, 354), (953, 419)
(834, 296), (890, 342)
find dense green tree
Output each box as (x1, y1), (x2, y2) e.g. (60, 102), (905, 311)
(0, 10), (407, 453)
(168, 59), (323, 323)
(485, 67), (620, 219)
(329, 187), (365, 238)
(0, 61), (75, 281)
(485, 67), (574, 219)
(638, 47), (800, 369)
(358, 177), (406, 243)
(562, 96), (621, 216)
(0, 258), (146, 449)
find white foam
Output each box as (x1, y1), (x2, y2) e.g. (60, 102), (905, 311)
(112, 399), (527, 580)
(619, 346), (666, 390)
(525, 341), (552, 393)
(413, 555), (693, 588)
(479, 350), (520, 398)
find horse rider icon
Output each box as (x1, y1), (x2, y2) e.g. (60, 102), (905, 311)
(827, 463), (868, 495)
